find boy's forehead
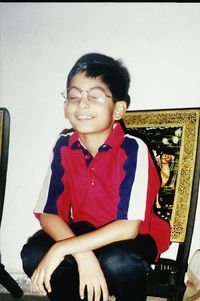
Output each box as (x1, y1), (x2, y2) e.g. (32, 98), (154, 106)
(69, 72), (109, 90)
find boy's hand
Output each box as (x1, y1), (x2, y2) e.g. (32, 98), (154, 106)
(31, 243), (64, 295)
(75, 252), (109, 301)
(31, 242), (109, 301)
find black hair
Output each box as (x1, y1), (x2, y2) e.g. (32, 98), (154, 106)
(67, 53), (131, 107)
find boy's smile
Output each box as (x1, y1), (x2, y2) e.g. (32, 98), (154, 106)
(76, 115), (93, 120)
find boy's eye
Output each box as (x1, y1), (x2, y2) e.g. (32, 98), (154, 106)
(89, 89), (105, 102)
(89, 95), (98, 100)
(69, 95), (80, 100)
(67, 88), (81, 101)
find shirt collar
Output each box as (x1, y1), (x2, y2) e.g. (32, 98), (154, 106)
(69, 121), (125, 151)
(102, 121), (125, 150)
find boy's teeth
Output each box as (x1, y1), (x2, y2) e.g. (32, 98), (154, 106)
(78, 116), (93, 119)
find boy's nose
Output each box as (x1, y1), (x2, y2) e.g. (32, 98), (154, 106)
(78, 92), (89, 108)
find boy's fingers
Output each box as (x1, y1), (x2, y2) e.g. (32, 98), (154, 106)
(31, 270), (46, 295)
(87, 284), (94, 301)
(94, 286), (101, 301)
(44, 274), (52, 293)
(79, 281), (85, 299)
(36, 276), (46, 295)
(31, 271), (40, 293)
(101, 282), (109, 301)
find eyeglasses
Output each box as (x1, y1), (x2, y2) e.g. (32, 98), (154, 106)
(61, 86), (113, 105)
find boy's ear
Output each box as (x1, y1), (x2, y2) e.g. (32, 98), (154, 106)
(113, 101), (127, 120)
(64, 101), (68, 119)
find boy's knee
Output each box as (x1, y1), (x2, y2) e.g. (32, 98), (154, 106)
(98, 244), (149, 299)
(21, 230), (54, 277)
(21, 243), (36, 277)
(70, 221), (95, 236)
(99, 243), (149, 281)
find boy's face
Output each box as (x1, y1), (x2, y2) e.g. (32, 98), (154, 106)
(64, 72), (126, 139)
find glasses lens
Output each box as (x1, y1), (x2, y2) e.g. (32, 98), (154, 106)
(88, 88), (106, 103)
(67, 88), (81, 102)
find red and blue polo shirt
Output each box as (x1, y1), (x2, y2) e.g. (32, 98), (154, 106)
(34, 122), (170, 259)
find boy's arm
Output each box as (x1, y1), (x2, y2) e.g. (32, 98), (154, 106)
(39, 213), (75, 241)
(56, 219), (140, 255)
(39, 212), (140, 252)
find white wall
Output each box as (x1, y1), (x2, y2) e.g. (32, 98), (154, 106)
(0, 2), (200, 273)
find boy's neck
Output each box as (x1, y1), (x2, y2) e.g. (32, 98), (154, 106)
(78, 130), (112, 157)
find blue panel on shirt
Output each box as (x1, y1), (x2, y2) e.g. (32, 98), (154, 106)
(44, 135), (70, 214)
(117, 136), (138, 219)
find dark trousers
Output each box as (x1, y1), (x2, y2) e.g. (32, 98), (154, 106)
(21, 221), (157, 301)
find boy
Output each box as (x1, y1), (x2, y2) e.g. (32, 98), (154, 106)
(21, 53), (170, 301)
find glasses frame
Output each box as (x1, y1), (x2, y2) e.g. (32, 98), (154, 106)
(61, 86), (113, 105)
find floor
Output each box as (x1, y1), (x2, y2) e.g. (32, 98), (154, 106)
(0, 273), (166, 301)
(0, 292), (166, 301)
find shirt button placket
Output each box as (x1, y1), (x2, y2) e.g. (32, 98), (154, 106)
(90, 166), (95, 186)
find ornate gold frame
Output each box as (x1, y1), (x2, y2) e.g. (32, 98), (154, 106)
(123, 109), (200, 242)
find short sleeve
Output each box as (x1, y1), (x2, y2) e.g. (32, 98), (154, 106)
(34, 134), (71, 218)
(117, 135), (160, 222)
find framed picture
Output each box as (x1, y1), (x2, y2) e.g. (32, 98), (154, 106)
(123, 108), (200, 242)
